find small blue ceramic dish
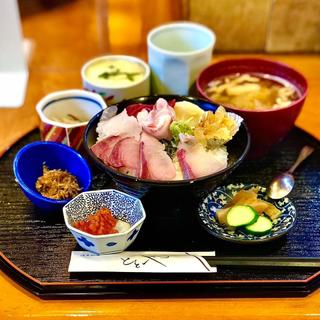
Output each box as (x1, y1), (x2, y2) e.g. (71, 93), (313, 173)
(198, 183), (297, 244)
(13, 141), (92, 212)
(63, 189), (146, 255)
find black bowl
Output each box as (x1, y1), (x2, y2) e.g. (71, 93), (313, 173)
(83, 95), (250, 199)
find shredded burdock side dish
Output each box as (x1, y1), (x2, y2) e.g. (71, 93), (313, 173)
(35, 163), (81, 200)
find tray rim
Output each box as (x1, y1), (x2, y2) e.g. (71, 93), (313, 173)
(2, 249), (320, 299)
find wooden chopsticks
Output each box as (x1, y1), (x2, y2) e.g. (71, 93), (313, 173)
(205, 256), (320, 268)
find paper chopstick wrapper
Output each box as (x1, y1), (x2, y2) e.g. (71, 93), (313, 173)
(69, 251), (216, 273)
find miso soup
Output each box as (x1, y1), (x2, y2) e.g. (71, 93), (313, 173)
(205, 73), (299, 111)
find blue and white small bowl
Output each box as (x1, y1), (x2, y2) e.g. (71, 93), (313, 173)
(63, 189), (146, 254)
(198, 183), (297, 244)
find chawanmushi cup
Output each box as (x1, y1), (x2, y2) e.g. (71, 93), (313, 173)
(81, 55), (150, 104)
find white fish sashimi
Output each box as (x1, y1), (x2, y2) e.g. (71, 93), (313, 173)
(96, 109), (142, 141)
(177, 141), (228, 179)
(140, 132), (176, 180)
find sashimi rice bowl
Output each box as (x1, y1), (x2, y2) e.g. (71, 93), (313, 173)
(84, 96), (250, 198)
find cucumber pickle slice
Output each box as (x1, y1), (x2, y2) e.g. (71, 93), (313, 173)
(244, 216), (273, 235)
(226, 205), (258, 227)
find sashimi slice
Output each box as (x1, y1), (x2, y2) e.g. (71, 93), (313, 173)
(139, 132), (176, 180)
(176, 149), (196, 180)
(119, 138), (140, 170)
(138, 141), (149, 179)
(177, 142), (228, 178)
(167, 99), (176, 108)
(126, 103), (154, 117)
(137, 98), (175, 140)
(96, 109), (142, 141)
(108, 137), (140, 175)
(108, 139), (125, 168)
(136, 109), (149, 124)
(91, 136), (122, 164)
(126, 100), (175, 117)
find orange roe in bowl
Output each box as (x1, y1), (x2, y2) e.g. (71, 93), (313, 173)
(73, 207), (118, 235)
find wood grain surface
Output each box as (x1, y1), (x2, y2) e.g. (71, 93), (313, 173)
(0, 0), (320, 318)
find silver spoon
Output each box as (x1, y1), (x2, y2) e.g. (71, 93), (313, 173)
(267, 145), (315, 199)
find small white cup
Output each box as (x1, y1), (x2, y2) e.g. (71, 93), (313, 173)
(147, 22), (215, 95)
(36, 89), (107, 150)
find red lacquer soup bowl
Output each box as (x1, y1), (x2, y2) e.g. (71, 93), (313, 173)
(196, 58), (308, 158)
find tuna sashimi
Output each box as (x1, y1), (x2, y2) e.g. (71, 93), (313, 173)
(177, 142), (228, 178)
(137, 98), (175, 140)
(139, 132), (176, 180)
(126, 103), (154, 117)
(96, 109), (142, 141)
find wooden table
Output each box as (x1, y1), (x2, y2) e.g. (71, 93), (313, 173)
(0, 0), (319, 318)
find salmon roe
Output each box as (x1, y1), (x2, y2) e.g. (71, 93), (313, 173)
(73, 207), (118, 235)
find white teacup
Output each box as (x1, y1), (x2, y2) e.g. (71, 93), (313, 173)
(147, 22), (215, 95)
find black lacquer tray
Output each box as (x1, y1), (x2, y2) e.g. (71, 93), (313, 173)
(0, 128), (319, 298)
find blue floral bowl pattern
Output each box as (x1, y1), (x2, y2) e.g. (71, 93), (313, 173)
(63, 189), (146, 254)
(198, 183), (297, 244)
